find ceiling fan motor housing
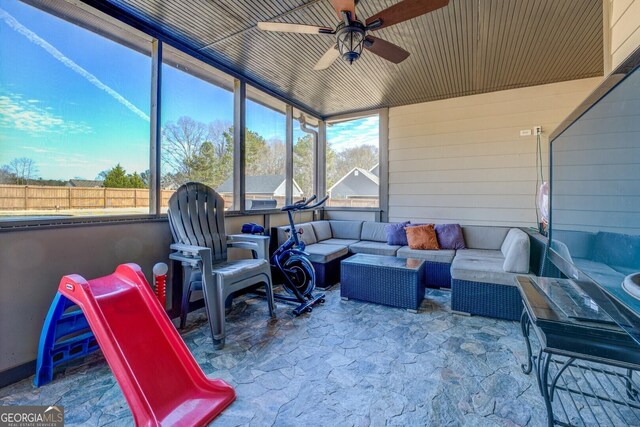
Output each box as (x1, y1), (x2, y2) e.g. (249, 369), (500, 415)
(336, 21), (366, 64)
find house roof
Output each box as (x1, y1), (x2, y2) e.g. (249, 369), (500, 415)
(45, 0), (603, 117)
(328, 167), (379, 197)
(66, 179), (104, 187)
(217, 175), (303, 195)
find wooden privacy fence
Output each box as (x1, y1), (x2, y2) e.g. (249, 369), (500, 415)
(326, 198), (378, 208)
(0, 185), (175, 211)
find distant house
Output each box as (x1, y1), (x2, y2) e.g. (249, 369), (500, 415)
(369, 163), (379, 177)
(328, 167), (379, 199)
(66, 179), (104, 188)
(217, 174), (303, 199)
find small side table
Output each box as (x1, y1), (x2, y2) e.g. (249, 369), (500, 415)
(516, 275), (640, 426)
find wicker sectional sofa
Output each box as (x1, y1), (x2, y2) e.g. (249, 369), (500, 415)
(272, 220), (532, 321)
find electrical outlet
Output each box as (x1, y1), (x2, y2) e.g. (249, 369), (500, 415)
(533, 126), (542, 135)
(520, 129), (532, 136)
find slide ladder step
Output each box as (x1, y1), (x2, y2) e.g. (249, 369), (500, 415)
(34, 292), (99, 387)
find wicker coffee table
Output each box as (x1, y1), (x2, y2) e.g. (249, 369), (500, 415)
(340, 254), (426, 312)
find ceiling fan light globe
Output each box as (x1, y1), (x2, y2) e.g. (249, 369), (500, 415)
(336, 24), (365, 64)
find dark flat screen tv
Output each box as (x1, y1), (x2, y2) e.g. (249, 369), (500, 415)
(548, 47), (640, 344)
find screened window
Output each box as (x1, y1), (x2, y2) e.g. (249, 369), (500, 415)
(0, 0), (152, 219)
(326, 115), (380, 207)
(160, 46), (235, 210)
(244, 86), (287, 210)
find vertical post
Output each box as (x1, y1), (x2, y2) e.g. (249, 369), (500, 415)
(379, 108), (389, 222)
(233, 79), (246, 212)
(150, 39), (163, 215)
(285, 105), (294, 206)
(68, 187), (72, 209)
(103, 188), (107, 208)
(317, 120), (327, 216)
(23, 186), (27, 210)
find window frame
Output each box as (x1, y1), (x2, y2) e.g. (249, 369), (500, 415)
(0, 1), (323, 228)
(322, 108), (388, 218)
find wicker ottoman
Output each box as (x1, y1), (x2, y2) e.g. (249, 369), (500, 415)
(340, 254), (426, 312)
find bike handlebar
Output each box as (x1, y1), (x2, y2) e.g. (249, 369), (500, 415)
(282, 195), (328, 211)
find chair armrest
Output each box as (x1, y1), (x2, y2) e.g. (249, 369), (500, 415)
(227, 240), (260, 260)
(228, 234), (270, 260)
(169, 243), (211, 268)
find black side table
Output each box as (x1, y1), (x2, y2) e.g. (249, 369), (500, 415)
(516, 275), (640, 426)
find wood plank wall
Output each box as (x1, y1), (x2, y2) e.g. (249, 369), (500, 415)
(387, 77), (602, 227)
(610, 0), (640, 69)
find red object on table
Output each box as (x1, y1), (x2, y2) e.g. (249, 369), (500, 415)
(58, 263), (235, 426)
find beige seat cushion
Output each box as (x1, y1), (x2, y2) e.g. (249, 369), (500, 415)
(397, 247), (455, 263)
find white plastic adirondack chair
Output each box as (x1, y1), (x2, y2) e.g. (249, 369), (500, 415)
(168, 182), (275, 349)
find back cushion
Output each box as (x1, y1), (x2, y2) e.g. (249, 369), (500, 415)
(501, 229), (530, 273)
(310, 221), (332, 241)
(276, 226), (290, 246)
(462, 226), (510, 250)
(361, 222), (388, 242)
(501, 228), (520, 257)
(329, 220), (364, 240)
(297, 223), (318, 245)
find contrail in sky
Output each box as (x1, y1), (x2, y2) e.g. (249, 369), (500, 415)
(0, 7), (150, 122)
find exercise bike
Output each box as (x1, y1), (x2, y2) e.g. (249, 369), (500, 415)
(271, 195), (328, 316)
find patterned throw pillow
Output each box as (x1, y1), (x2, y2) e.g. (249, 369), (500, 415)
(384, 221), (410, 245)
(434, 223), (466, 249)
(405, 224), (440, 250)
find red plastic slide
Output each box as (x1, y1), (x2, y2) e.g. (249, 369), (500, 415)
(59, 264), (235, 426)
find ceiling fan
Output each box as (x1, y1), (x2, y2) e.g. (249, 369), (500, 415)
(257, 0), (449, 70)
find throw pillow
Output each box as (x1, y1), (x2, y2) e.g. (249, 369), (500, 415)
(384, 221), (410, 246)
(434, 223), (466, 249)
(405, 224), (440, 250)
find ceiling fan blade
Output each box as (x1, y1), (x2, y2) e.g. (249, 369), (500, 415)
(257, 22), (334, 34)
(330, 0), (356, 20)
(314, 45), (340, 70)
(366, 0), (449, 31)
(364, 36), (410, 64)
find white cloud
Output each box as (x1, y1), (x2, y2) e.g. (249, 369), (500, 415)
(21, 145), (52, 153)
(0, 7), (150, 122)
(327, 116), (379, 151)
(0, 93), (92, 135)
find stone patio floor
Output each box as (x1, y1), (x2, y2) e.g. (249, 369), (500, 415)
(0, 287), (547, 426)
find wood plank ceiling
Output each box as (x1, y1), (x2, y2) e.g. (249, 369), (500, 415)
(100, 0), (604, 117)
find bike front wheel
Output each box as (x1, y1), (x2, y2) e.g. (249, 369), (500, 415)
(282, 255), (316, 297)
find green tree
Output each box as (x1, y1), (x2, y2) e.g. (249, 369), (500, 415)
(293, 134), (314, 197)
(103, 164), (130, 188)
(162, 117), (235, 189)
(244, 129), (269, 176)
(128, 172), (146, 188)
(102, 164), (146, 188)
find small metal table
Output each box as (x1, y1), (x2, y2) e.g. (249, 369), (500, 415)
(340, 254), (425, 312)
(516, 275), (640, 426)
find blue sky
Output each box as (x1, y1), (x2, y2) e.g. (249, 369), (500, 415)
(0, 0), (377, 181)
